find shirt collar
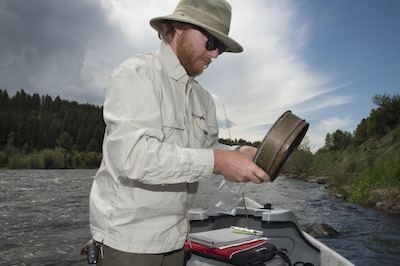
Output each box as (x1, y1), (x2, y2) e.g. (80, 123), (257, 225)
(158, 41), (189, 84)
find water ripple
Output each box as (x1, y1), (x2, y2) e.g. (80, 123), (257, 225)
(1, 170), (399, 265)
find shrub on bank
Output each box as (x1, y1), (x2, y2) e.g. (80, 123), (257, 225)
(1, 146), (102, 169)
(28, 153), (45, 169)
(0, 151), (7, 167)
(310, 127), (400, 214)
(284, 125), (400, 215)
(41, 149), (65, 169)
(8, 153), (29, 169)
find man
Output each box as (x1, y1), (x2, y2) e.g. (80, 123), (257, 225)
(89, 0), (270, 265)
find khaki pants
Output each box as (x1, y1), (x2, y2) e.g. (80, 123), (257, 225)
(97, 245), (185, 266)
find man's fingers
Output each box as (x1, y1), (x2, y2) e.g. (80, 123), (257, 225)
(252, 164), (270, 183)
(214, 149), (271, 184)
(237, 145), (258, 160)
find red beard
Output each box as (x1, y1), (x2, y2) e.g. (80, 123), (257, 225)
(176, 31), (211, 77)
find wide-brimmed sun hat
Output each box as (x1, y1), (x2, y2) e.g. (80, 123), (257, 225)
(150, 0), (243, 53)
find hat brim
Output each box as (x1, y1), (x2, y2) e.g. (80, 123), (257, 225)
(150, 15), (243, 53)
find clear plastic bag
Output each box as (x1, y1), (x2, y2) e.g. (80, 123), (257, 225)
(208, 179), (246, 215)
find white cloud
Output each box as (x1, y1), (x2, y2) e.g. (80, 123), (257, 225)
(97, 0), (352, 148)
(1, 0), (395, 151)
(318, 116), (354, 133)
(197, 0), (345, 145)
(100, 0), (174, 49)
(303, 115), (354, 151)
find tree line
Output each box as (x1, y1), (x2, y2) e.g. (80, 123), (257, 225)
(0, 89), (267, 169)
(1, 90), (397, 171)
(321, 92), (400, 151)
(0, 89), (104, 168)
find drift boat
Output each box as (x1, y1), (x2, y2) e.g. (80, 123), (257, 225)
(184, 111), (354, 265)
(185, 197), (354, 266)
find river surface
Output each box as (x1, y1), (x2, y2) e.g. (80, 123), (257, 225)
(1, 169), (399, 265)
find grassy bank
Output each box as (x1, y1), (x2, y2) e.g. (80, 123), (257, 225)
(286, 126), (400, 215)
(0, 145), (102, 169)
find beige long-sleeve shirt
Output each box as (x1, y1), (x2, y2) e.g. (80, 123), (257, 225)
(89, 42), (234, 253)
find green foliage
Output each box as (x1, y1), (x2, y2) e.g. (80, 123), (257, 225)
(353, 118), (369, 145)
(56, 131), (74, 152)
(218, 138), (260, 148)
(346, 146), (400, 206)
(324, 130), (353, 151)
(285, 136), (314, 175)
(8, 153), (29, 169)
(84, 151), (103, 168)
(0, 88), (105, 169)
(0, 145), (102, 169)
(286, 92), (400, 212)
(0, 151), (7, 167)
(367, 92), (400, 138)
(0, 89), (104, 152)
(26, 153), (46, 169)
(0, 89), (105, 169)
(41, 149), (65, 169)
(323, 93), (400, 148)
(313, 125), (400, 209)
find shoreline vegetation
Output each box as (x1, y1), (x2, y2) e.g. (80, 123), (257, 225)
(282, 92), (400, 216)
(286, 126), (400, 216)
(1, 90), (399, 215)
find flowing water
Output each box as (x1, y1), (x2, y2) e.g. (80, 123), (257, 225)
(1, 170), (399, 265)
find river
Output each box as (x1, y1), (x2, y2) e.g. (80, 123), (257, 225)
(0, 169), (399, 265)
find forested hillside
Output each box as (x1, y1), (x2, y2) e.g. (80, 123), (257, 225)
(0, 90), (264, 169)
(0, 90), (104, 168)
(0, 89), (104, 152)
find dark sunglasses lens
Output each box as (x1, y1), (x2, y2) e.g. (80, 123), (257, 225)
(216, 41), (227, 55)
(205, 39), (214, 51)
(198, 27), (227, 55)
(206, 38), (227, 55)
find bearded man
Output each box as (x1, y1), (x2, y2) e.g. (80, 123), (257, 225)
(89, 0), (269, 265)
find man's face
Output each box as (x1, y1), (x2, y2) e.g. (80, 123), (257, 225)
(176, 28), (218, 77)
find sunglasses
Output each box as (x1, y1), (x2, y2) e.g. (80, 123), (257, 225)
(194, 26), (227, 55)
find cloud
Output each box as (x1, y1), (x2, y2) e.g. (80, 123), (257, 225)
(97, 0), (347, 145)
(197, 0), (343, 143)
(100, 0), (174, 48)
(318, 116), (354, 133)
(217, 116), (236, 130)
(0, 0), (130, 104)
(304, 115), (354, 151)
(0, 0), (354, 150)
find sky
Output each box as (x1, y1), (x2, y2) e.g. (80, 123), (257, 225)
(1, 0), (399, 151)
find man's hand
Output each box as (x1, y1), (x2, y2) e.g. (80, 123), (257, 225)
(213, 146), (270, 184)
(236, 145), (258, 160)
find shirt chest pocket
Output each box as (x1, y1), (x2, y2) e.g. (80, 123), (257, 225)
(161, 107), (186, 145)
(162, 111), (185, 129)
